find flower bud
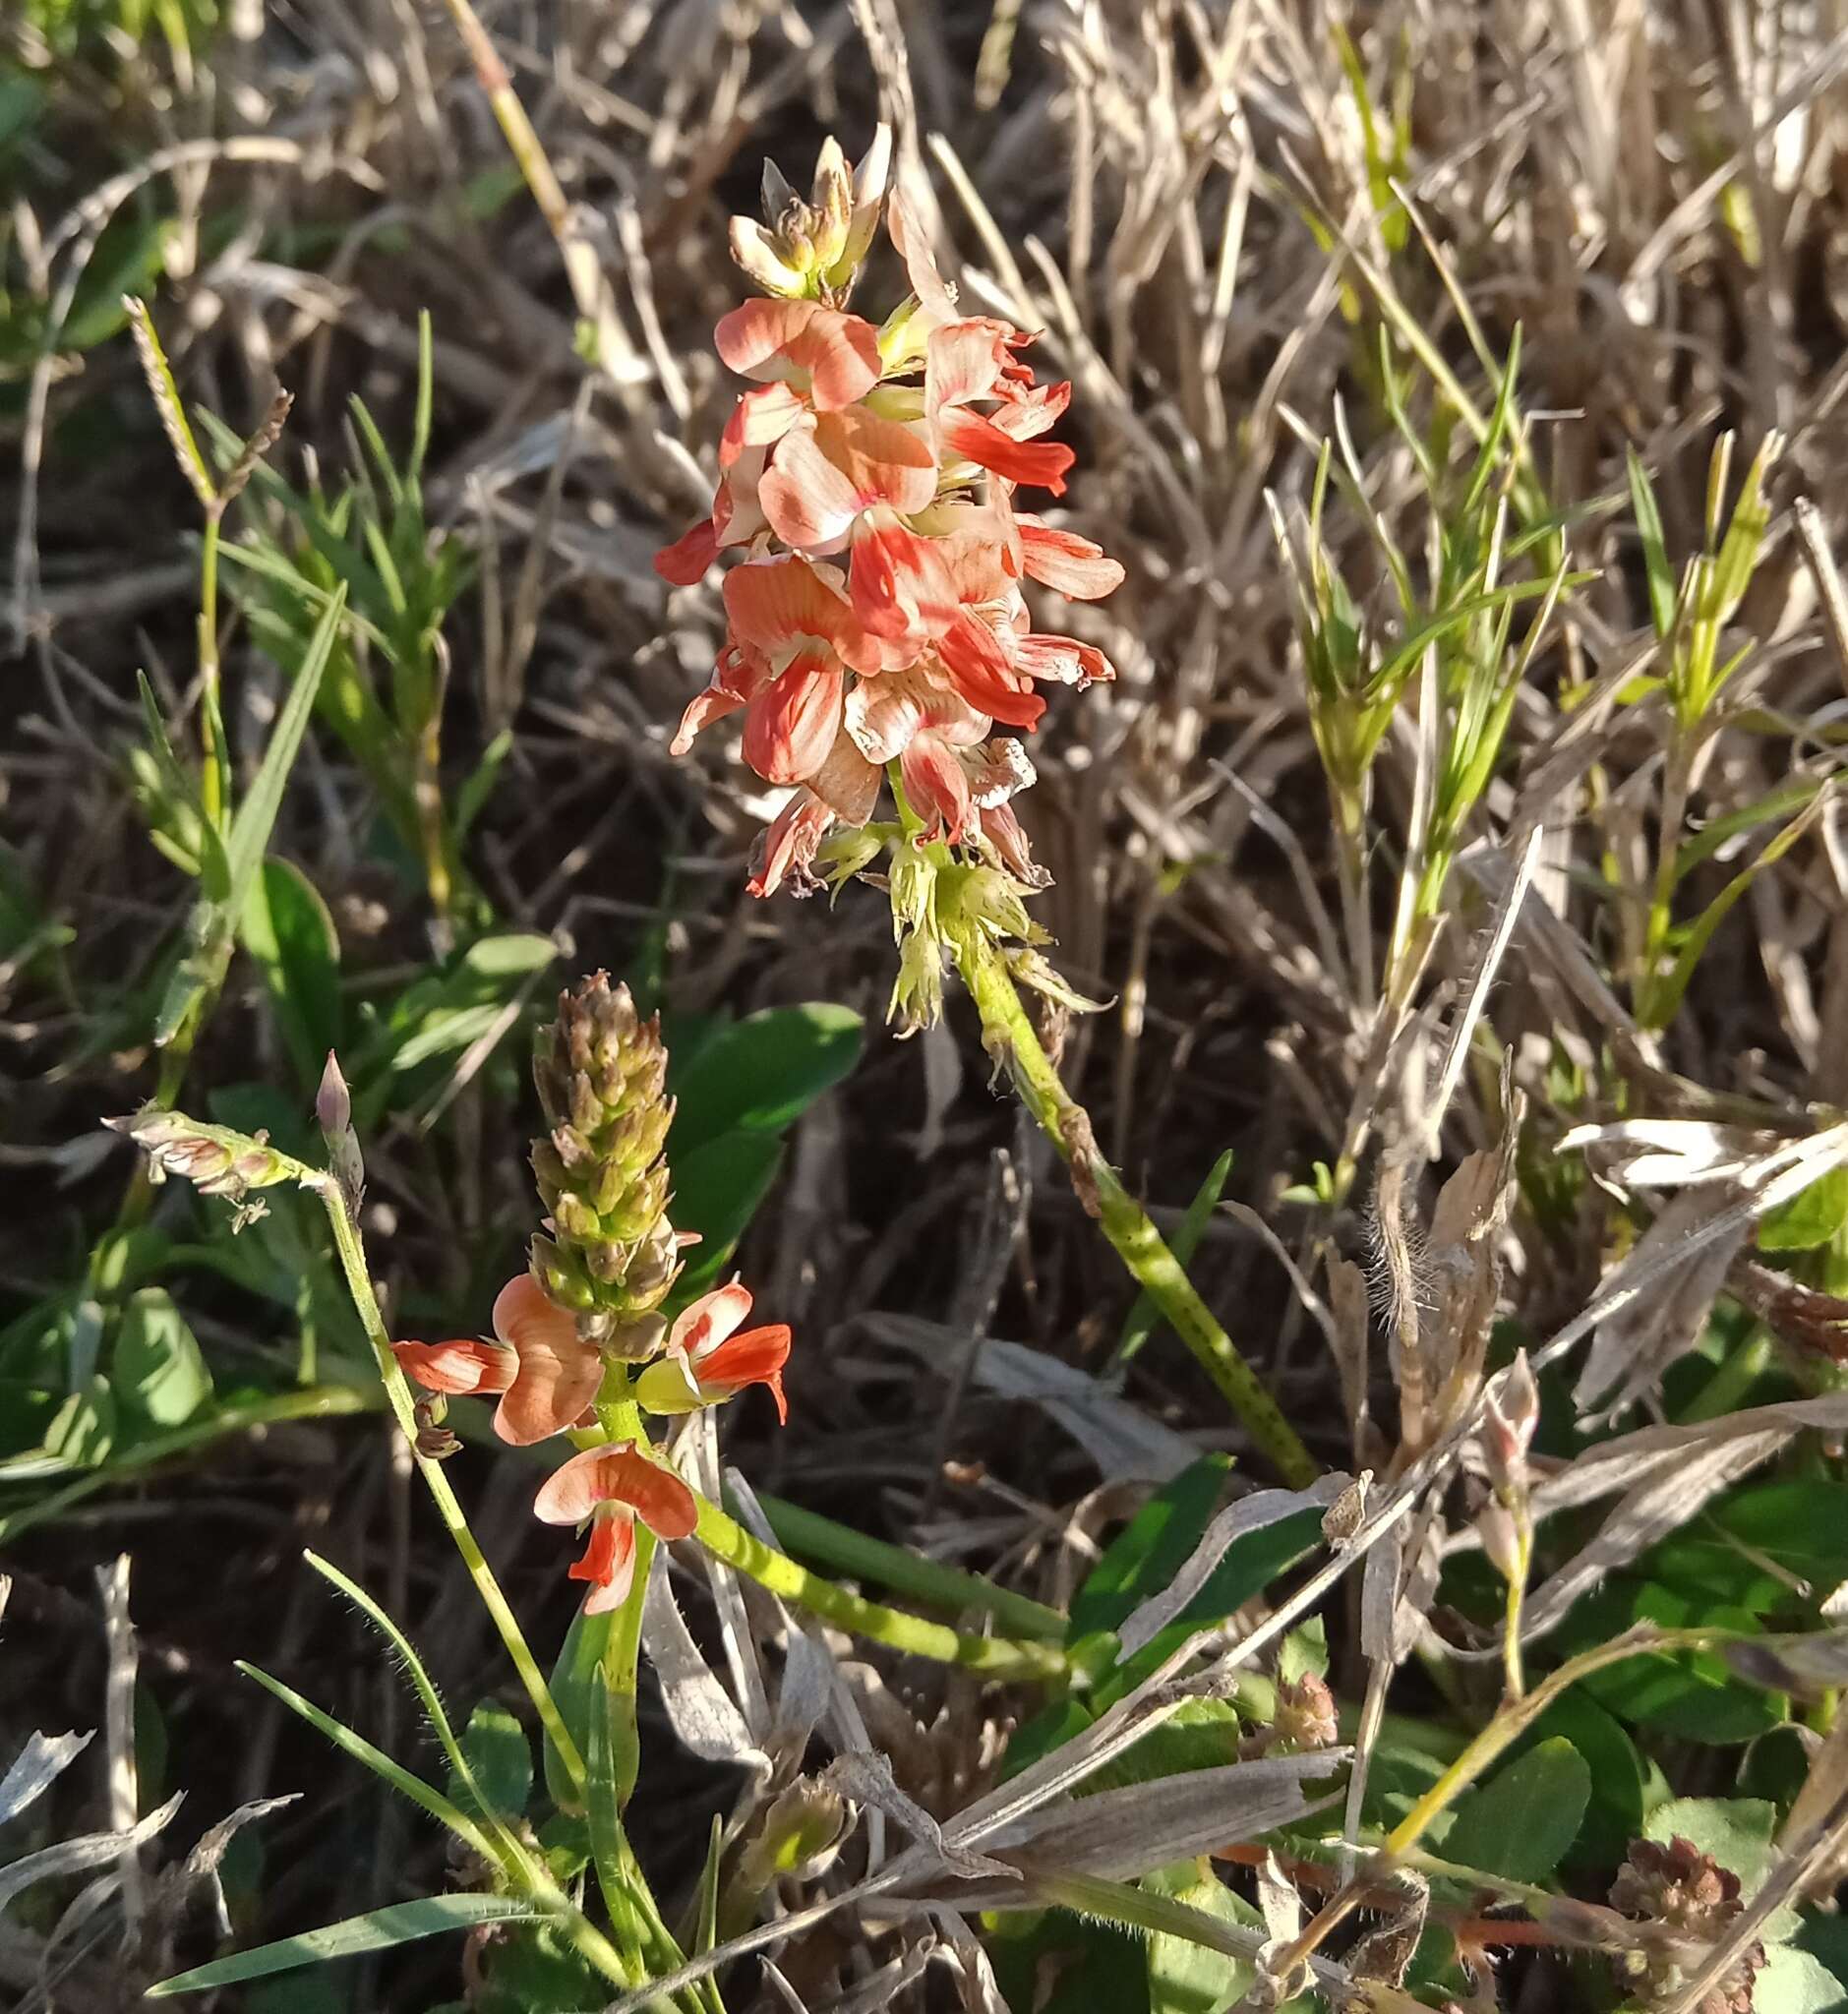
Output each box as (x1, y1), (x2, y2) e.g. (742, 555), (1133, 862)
(527, 974), (683, 1330)
(729, 216), (810, 299)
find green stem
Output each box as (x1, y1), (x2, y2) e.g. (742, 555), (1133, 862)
(0, 1383), (372, 1546)
(1271, 1624), (1751, 1980)
(749, 1489), (1068, 1640)
(597, 1388), (649, 1809)
(1680, 1327), (1774, 1423)
(950, 927), (1318, 1488)
(692, 1496), (1068, 1683)
(308, 1173), (590, 1801)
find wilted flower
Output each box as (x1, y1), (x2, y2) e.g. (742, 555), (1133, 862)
(660, 141), (1123, 911)
(634, 1278), (792, 1423)
(533, 1443), (700, 1614)
(1609, 1836), (1766, 2013)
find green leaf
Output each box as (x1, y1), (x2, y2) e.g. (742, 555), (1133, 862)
(669, 1131), (786, 1295)
(224, 586), (348, 918)
(1508, 1690), (1644, 1868)
(235, 1660), (494, 1860)
(668, 1002), (864, 1157)
(543, 1602), (609, 1816)
(241, 857), (342, 1089)
(1759, 1167), (1848, 1253)
(458, 1702), (532, 1822)
(42, 1377), (116, 1471)
(1755, 1946), (1848, 2014)
(349, 931), (556, 1120)
(1439, 1739), (1589, 1882)
(1626, 447), (1678, 639)
(146, 1895), (540, 1994)
(1070, 1456), (1233, 1637)
(1643, 1796), (1777, 1890)
(114, 1287), (212, 1427)
(1145, 1860), (1261, 2014)
(1647, 1482), (1848, 1615)
(1572, 1582), (1787, 1743)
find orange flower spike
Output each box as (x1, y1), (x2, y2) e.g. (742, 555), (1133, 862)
(533, 1444), (700, 1615)
(636, 1279), (793, 1425)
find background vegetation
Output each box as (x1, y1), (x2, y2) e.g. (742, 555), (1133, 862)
(8, 1), (1848, 2009)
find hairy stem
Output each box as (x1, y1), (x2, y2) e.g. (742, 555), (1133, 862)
(309, 1172), (590, 1800)
(950, 927), (1318, 1487)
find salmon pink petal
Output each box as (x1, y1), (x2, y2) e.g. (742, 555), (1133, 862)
(492, 1274), (604, 1446)
(563, 1512), (635, 1613)
(850, 510), (959, 641)
(761, 412), (938, 551)
(701, 1324), (792, 1424)
(742, 653), (844, 785)
(714, 299), (880, 410)
(1014, 632), (1114, 687)
(668, 1279), (753, 1361)
(1017, 516), (1124, 599)
(758, 425), (862, 550)
(845, 667), (928, 765)
(654, 516), (720, 585)
(981, 800), (1049, 886)
(991, 381), (1071, 442)
(938, 614), (1045, 728)
(720, 385), (806, 467)
(535, 1442), (700, 1541)
(901, 733), (974, 843)
(886, 187), (959, 325)
(939, 409), (1073, 494)
(723, 557), (855, 655)
(391, 1336), (517, 1396)
(671, 681), (745, 754)
(808, 731), (882, 824)
(925, 320), (1011, 413)
(748, 789), (836, 898)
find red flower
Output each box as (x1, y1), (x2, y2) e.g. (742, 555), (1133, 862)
(533, 1444), (700, 1615)
(635, 1279), (792, 1423)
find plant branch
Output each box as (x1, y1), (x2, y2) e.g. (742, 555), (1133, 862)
(949, 926), (1318, 1487)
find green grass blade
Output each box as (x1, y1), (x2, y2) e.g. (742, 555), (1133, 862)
(234, 1656), (496, 1862)
(223, 581), (348, 920)
(1626, 446), (1678, 639)
(147, 1894), (540, 1994)
(301, 1551), (523, 1854)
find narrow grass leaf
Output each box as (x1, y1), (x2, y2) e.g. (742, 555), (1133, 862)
(146, 1895), (540, 1994)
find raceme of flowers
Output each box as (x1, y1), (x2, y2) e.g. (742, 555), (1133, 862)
(657, 141), (1123, 898)
(392, 1274), (789, 1607)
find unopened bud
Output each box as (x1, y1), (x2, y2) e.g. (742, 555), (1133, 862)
(832, 125), (892, 281)
(317, 1049), (365, 1214)
(729, 216), (809, 299)
(1475, 1350), (1539, 1494)
(316, 1050), (351, 1137)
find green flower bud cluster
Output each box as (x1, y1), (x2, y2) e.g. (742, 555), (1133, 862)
(527, 974), (682, 1350)
(729, 129), (891, 306)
